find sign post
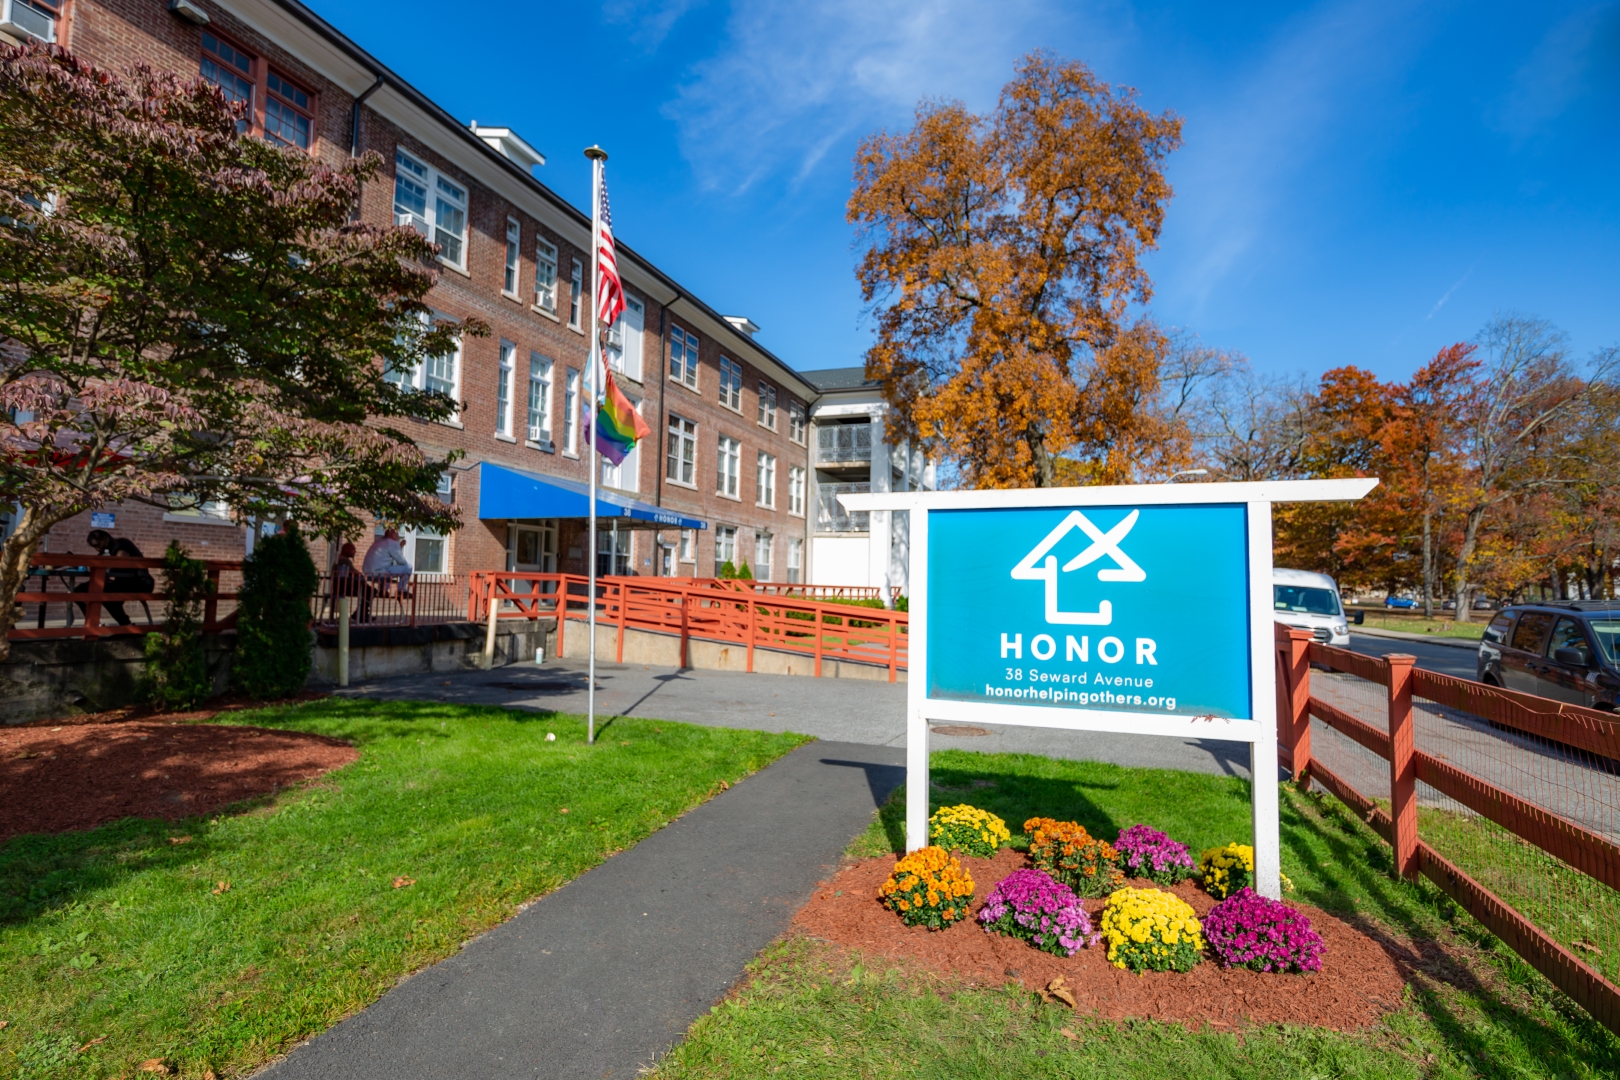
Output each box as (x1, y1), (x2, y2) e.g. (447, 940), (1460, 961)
(840, 478), (1376, 900)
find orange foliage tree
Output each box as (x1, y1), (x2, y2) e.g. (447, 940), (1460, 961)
(847, 52), (1183, 487)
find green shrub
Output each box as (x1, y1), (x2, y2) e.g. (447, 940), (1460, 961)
(141, 542), (212, 709)
(233, 525), (319, 699)
(892, 593), (909, 612)
(736, 559), (754, 580)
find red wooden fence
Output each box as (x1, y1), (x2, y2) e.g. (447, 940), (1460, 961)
(11, 554), (240, 640)
(468, 572), (907, 681)
(1275, 625), (1620, 1034)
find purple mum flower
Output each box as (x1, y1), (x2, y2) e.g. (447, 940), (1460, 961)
(978, 868), (1099, 957)
(1113, 824), (1198, 886)
(1203, 887), (1326, 974)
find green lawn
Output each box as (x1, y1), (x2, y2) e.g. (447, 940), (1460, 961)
(0, 699), (808, 1079)
(1352, 612), (1487, 640)
(655, 750), (1620, 1080)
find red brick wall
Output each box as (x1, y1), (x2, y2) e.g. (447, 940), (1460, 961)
(40, 0), (814, 585)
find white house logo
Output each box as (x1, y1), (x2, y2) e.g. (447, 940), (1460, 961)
(1010, 509), (1144, 626)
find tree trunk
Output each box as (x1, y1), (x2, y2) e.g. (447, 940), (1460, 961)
(1028, 434), (1055, 488)
(0, 505), (62, 665)
(1421, 507), (1434, 620)
(1452, 504), (1487, 623)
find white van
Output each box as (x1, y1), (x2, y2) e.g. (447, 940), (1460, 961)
(1273, 568), (1351, 646)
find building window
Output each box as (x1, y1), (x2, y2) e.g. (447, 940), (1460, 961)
(597, 529), (631, 576)
(563, 368), (579, 454)
(787, 538), (803, 584)
(605, 295), (644, 380)
(496, 340), (514, 436)
(534, 239), (558, 312)
(200, 32), (253, 131)
(788, 465), (805, 516)
(412, 530), (446, 573)
(754, 532), (772, 581)
(670, 325), (699, 388)
(714, 526), (737, 577)
(528, 353), (553, 444)
(716, 435), (740, 498)
(600, 392), (642, 492)
(719, 357), (743, 411)
(756, 452), (776, 508)
(757, 382), (777, 430)
(789, 401), (806, 444)
(680, 529), (696, 563)
(264, 70), (313, 150)
(435, 470), (455, 504)
(503, 218), (521, 295)
(384, 314), (459, 414)
(666, 414), (697, 487)
(568, 259), (583, 329)
(394, 150), (467, 269)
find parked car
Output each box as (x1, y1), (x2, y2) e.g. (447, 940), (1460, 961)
(1385, 596), (1417, 609)
(1477, 601), (1620, 711)
(1274, 568), (1351, 646)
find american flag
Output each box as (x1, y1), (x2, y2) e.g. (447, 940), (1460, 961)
(595, 175), (626, 328)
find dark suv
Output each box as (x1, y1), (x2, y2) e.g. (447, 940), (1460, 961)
(1477, 602), (1620, 710)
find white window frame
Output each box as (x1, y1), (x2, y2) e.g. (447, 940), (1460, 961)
(666, 413), (697, 488)
(393, 149), (468, 271)
(716, 435), (740, 499)
(534, 238), (558, 313)
(503, 217), (521, 297)
(527, 353), (554, 446)
(670, 324), (699, 389)
(496, 340), (515, 437)
(605, 295), (644, 381)
(563, 367), (580, 456)
(756, 451), (776, 509)
(568, 259), (583, 330)
(788, 465), (805, 517)
(754, 532), (772, 581)
(787, 538), (803, 584)
(384, 312), (461, 419)
(719, 356), (743, 411)
(406, 527), (449, 577)
(757, 382), (777, 430)
(789, 401), (806, 444)
(715, 525), (737, 576)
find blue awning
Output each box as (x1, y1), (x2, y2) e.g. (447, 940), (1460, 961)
(477, 462), (707, 530)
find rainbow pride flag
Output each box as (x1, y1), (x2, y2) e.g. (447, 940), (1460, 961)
(594, 368), (650, 466)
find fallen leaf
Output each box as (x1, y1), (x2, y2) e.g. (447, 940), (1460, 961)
(138, 1059), (172, 1074)
(392, 876), (415, 889)
(558, 807), (569, 814)
(204, 1071), (219, 1080)
(168, 836), (191, 845)
(1573, 940), (1604, 956)
(1040, 976), (1077, 1009)
(1060, 1027), (1080, 1042)
(76, 1036), (107, 1053)
(620, 740), (629, 746)
(0, 1020), (7, 1029)
(211, 881), (230, 895)
(720, 780), (730, 790)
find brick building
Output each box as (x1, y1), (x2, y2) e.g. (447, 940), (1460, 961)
(2, 0), (864, 585)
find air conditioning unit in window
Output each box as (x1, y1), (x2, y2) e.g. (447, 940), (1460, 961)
(395, 211), (429, 237)
(2, 0), (57, 42)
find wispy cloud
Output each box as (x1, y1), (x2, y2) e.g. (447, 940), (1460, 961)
(662, 0), (1104, 193)
(602, 0), (710, 52)
(1425, 261), (1477, 319)
(1156, 0), (1418, 313)
(1499, 3), (1619, 137)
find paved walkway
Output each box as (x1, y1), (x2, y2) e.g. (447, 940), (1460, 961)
(259, 740), (904, 1079)
(341, 659), (1265, 779)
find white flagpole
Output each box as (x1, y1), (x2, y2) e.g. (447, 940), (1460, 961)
(585, 145), (607, 746)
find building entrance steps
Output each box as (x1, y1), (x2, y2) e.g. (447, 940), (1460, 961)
(256, 740), (905, 1079)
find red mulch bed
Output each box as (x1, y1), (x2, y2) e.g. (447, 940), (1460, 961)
(795, 849), (1409, 1031)
(0, 713), (357, 842)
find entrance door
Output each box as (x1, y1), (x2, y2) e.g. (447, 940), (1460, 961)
(659, 542), (675, 577)
(510, 522), (558, 597)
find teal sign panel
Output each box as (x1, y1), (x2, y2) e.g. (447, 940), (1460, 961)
(926, 504), (1253, 720)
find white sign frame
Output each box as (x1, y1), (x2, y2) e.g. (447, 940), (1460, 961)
(841, 478), (1377, 901)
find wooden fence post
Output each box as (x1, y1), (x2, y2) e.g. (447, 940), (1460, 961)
(1277, 628), (1313, 788)
(483, 574), (499, 671)
(1386, 653), (1419, 879)
(746, 595), (757, 673)
(616, 580), (627, 663)
(887, 609), (898, 683)
(337, 595), (351, 687)
(813, 603), (824, 678)
(555, 576), (566, 661)
(679, 588), (690, 669)
(83, 566), (106, 636)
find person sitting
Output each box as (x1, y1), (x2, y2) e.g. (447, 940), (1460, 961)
(331, 541), (372, 621)
(362, 528), (413, 597)
(74, 529), (154, 626)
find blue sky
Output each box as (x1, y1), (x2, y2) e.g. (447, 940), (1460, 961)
(322, 0), (1620, 384)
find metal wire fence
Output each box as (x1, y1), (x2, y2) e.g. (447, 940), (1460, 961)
(1278, 628), (1620, 1033)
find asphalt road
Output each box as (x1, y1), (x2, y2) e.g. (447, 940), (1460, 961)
(1344, 632), (1479, 679)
